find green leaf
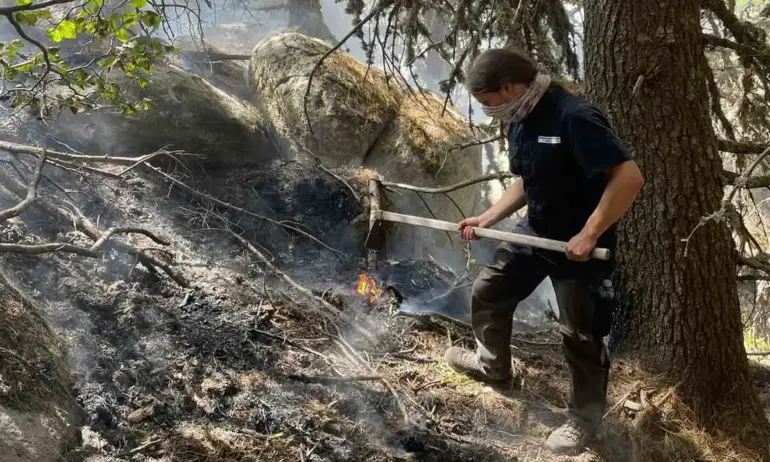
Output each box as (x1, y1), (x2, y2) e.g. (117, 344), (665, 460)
(58, 20), (77, 39)
(129, 0), (146, 7)
(114, 27), (128, 42)
(16, 0), (33, 6)
(84, 0), (103, 14)
(140, 11), (161, 29)
(13, 11), (38, 26)
(122, 10), (138, 27)
(35, 9), (51, 19)
(9, 39), (22, 49)
(46, 27), (63, 43)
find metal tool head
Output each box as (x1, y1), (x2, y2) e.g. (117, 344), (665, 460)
(364, 215), (386, 250)
(364, 177), (386, 250)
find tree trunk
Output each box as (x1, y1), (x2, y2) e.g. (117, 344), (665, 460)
(584, 0), (770, 455)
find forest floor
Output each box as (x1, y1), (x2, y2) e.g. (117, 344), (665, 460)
(1, 159), (769, 462)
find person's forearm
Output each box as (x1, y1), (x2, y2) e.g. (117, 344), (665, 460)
(480, 178), (527, 226)
(582, 161), (644, 239)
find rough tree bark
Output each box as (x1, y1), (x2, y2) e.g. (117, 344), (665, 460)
(584, 0), (770, 455)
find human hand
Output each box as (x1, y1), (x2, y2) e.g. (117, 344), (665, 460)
(458, 216), (490, 240)
(565, 231), (598, 262)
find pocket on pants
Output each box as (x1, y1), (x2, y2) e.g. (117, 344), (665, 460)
(554, 279), (614, 342)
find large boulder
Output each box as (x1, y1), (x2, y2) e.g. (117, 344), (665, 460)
(248, 32), (482, 264)
(34, 63), (278, 168)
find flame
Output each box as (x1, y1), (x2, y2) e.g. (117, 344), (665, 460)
(356, 274), (383, 303)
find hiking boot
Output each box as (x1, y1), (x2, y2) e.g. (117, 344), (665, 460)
(443, 346), (512, 385)
(545, 420), (591, 455)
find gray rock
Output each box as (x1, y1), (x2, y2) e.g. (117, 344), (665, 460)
(248, 32), (483, 264)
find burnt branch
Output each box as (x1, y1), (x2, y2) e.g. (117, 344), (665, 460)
(226, 229), (377, 344)
(89, 227), (171, 253)
(0, 166), (187, 286)
(0, 149), (46, 223)
(0, 242), (97, 256)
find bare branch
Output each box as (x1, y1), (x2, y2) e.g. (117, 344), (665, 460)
(89, 227), (171, 253)
(718, 139), (770, 155)
(226, 229), (377, 344)
(0, 140), (196, 166)
(381, 172), (515, 194)
(0, 149), (46, 222)
(0, 242), (97, 256)
(0, 0), (77, 14)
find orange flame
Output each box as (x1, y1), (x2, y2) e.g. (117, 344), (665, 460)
(356, 274), (383, 303)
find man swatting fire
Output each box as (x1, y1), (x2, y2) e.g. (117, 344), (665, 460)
(444, 48), (644, 456)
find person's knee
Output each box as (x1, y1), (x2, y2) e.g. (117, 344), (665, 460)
(471, 269), (500, 304)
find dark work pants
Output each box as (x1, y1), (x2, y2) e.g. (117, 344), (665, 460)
(471, 242), (612, 433)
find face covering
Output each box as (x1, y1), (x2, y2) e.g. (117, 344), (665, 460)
(481, 73), (552, 124)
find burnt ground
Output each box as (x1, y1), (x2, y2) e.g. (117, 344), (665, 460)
(1, 157), (769, 462)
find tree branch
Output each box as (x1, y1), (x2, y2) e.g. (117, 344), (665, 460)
(718, 139), (770, 155)
(0, 140), (194, 166)
(0, 150), (46, 222)
(381, 172), (515, 194)
(0, 242), (97, 256)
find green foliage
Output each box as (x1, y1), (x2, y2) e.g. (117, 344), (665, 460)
(0, 0), (178, 116)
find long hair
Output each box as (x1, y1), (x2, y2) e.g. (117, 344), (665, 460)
(466, 48), (574, 95)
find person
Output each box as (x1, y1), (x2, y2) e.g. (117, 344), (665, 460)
(444, 48), (644, 455)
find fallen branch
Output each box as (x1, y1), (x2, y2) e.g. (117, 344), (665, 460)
(227, 230), (377, 344)
(381, 172), (515, 195)
(248, 328), (332, 363)
(0, 167), (187, 286)
(0, 242), (97, 256)
(287, 373), (383, 384)
(0, 139), (194, 166)
(0, 149), (46, 222)
(89, 227), (171, 252)
(115, 437), (166, 458)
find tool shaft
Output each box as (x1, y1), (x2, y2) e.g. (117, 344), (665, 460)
(377, 210), (611, 261)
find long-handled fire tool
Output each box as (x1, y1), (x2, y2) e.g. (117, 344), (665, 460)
(364, 178), (611, 261)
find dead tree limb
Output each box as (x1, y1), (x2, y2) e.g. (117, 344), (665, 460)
(0, 149), (46, 222)
(0, 167), (187, 286)
(382, 172), (515, 194)
(287, 374), (383, 384)
(0, 139), (196, 167)
(226, 230), (377, 344)
(89, 227), (171, 252)
(0, 242), (97, 256)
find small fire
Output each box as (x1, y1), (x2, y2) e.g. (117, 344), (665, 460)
(356, 274), (383, 303)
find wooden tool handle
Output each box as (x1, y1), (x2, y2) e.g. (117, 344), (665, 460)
(378, 210), (611, 261)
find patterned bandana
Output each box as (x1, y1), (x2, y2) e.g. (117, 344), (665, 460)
(481, 73), (552, 124)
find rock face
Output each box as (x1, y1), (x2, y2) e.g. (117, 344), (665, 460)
(42, 63), (277, 168)
(248, 32), (482, 263)
(0, 275), (80, 462)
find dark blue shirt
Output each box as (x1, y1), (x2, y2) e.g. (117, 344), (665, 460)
(507, 89), (630, 249)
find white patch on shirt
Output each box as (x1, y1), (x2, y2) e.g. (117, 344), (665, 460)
(537, 136), (561, 144)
